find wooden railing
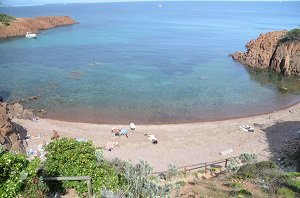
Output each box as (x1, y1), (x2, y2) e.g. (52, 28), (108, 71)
(152, 155), (240, 175)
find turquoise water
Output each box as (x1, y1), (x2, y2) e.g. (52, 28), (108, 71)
(0, 2), (300, 124)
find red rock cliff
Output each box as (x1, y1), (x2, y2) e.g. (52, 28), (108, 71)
(0, 16), (77, 39)
(232, 30), (300, 76)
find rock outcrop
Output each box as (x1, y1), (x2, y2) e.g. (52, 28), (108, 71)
(0, 16), (77, 39)
(0, 103), (25, 153)
(231, 30), (300, 76)
(0, 102), (37, 153)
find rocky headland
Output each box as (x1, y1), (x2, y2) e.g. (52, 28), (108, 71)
(231, 30), (300, 76)
(0, 16), (77, 39)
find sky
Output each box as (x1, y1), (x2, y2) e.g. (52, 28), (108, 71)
(1, 0), (298, 6)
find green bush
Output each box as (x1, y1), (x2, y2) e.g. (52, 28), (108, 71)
(0, 152), (45, 198)
(235, 161), (278, 180)
(123, 160), (173, 197)
(0, 13), (15, 26)
(255, 161), (277, 170)
(239, 153), (258, 164)
(281, 28), (300, 42)
(237, 189), (253, 197)
(229, 182), (244, 190)
(277, 187), (295, 198)
(236, 164), (257, 179)
(43, 138), (124, 195)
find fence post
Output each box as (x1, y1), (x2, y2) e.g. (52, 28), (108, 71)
(87, 177), (92, 198)
(205, 163), (207, 173)
(225, 159), (228, 168)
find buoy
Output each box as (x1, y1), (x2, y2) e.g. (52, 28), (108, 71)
(130, 123), (136, 130)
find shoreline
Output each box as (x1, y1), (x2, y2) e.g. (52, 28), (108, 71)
(15, 102), (300, 172)
(42, 100), (300, 125)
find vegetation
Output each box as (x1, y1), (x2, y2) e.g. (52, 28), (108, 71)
(0, 146), (46, 198)
(43, 138), (123, 196)
(0, 13), (16, 26)
(277, 187), (295, 198)
(281, 28), (300, 42)
(0, 138), (175, 197)
(1, 141), (299, 197)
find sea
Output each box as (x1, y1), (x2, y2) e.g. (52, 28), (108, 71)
(0, 1), (300, 124)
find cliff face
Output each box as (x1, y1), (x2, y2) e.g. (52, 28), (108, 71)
(232, 30), (300, 76)
(0, 102), (34, 153)
(0, 16), (77, 39)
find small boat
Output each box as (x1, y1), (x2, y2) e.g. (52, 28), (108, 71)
(130, 123), (136, 130)
(25, 32), (37, 38)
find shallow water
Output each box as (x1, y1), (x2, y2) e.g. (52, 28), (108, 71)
(0, 2), (300, 124)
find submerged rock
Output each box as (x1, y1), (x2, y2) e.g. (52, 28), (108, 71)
(231, 30), (300, 76)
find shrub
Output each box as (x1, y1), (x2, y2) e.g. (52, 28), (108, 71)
(239, 153), (258, 164)
(237, 189), (253, 197)
(228, 182), (244, 190)
(277, 187), (295, 198)
(43, 138), (123, 195)
(123, 160), (173, 197)
(0, 13), (15, 26)
(236, 164), (257, 179)
(167, 163), (179, 179)
(255, 161), (277, 170)
(0, 152), (45, 198)
(281, 28), (300, 42)
(226, 158), (239, 172)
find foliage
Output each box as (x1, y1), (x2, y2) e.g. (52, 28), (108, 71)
(167, 163), (179, 179)
(255, 161), (277, 170)
(0, 152), (45, 198)
(226, 158), (239, 172)
(123, 160), (173, 197)
(43, 138), (123, 195)
(0, 13), (15, 26)
(239, 153), (258, 164)
(281, 28), (300, 42)
(228, 182), (244, 191)
(236, 189), (253, 197)
(235, 161), (277, 179)
(277, 187), (295, 198)
(236, 164), (257, 179)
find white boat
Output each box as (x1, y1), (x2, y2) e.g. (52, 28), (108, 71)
(25, 32), (37, 38)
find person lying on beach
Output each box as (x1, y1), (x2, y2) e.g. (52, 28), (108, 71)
(112, 128), (128, 138)
(105, 141), (119, 151)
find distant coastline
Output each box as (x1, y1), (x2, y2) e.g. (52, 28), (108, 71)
(0, 15), (77, 39)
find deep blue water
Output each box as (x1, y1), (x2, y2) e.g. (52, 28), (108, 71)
(0, 2), (300, 123)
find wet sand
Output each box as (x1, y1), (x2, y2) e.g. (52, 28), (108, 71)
(14, 103), (300, 172)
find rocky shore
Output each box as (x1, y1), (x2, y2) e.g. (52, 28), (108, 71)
(0, 16), (77, 39)
(231, 30), (300, 76)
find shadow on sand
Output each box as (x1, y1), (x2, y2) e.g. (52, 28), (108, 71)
(261, 121), (300, 171)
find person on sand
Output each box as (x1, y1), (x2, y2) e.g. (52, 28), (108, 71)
(51, 130), (60, 140)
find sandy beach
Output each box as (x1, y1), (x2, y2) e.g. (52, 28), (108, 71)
(14, 103), (300, 172)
